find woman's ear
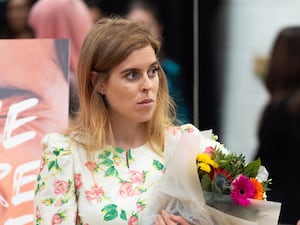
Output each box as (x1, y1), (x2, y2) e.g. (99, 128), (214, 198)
(90, 71), (98, 87)
(90, 71), (106, 94)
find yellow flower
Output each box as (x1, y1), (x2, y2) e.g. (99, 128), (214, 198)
(196, 153), (218, 173)
(199, 162), (212, 173)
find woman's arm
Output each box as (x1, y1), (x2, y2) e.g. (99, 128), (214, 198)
(34, 134), (77, 225)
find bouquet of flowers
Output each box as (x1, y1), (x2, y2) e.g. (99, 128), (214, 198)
(196, 133), (270, 206)
(138, 127), (281, 225)
(195, 133), (282, 223)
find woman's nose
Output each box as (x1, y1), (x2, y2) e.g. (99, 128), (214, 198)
(140, 74), (152, 91)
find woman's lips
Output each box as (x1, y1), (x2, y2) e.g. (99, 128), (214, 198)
(138, 99), (153, 104)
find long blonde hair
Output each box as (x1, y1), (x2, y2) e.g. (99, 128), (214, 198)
(68, 17), (176, 154)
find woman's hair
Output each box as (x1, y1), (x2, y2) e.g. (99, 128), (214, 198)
(266, 26), (300, 98)
(68, 17), (176, 154)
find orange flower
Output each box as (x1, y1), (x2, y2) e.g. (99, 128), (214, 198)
(250, 178), (264, 200)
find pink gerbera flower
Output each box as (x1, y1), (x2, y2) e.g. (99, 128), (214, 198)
(230, 174), (255, 206)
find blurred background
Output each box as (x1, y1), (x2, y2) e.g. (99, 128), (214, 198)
(1, 0), (300, 161)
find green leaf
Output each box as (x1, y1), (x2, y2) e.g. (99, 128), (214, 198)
(101, 204), (118, 221)
(127, 150), (133, 161)
(53, 148), (62, 156)
(116, 147), (125, 153)
(120, 209), (127, 220)
(101, 159), (114, 166)
(244, 158), (261, 177)
(48, 161), (55, 171)
(152, 160), (164, 170)
(105, 166), (119, 177)
(99, 150), (111, 159)
(200, 174), (211, 191)
(55, 160), (61, 171)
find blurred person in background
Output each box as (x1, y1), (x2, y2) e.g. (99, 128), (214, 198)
(84, 0), (105, 23)
(255, 26), (300, 225)
(125, 0), (191, 124)
(28, 0), (93, 120)
(0, 0), (36, 38)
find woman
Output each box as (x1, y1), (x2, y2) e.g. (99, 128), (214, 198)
(34, 18), (199, 225)
(255, 26), (300, 225)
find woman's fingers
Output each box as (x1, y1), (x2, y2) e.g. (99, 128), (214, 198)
(155, 210), (180, 225)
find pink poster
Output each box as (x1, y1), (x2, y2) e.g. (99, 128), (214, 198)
(0, 39), (69, 225)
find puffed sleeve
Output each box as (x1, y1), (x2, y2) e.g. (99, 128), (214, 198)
(34, 133), (77, 225)
(164, 123), (203, 167)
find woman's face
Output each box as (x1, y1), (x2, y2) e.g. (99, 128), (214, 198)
(100, 45), (159, 124)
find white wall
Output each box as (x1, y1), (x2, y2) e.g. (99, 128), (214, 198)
(216, 0), (300, 161)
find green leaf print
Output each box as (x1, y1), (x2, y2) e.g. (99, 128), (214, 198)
(36, 174), (41, 182)
(48, 159), (61, 172)
(127, 150), (133, 162)
(101, 158), (114, 166)
(105, 166), (119, 177)
(48, 160), (56, 171)
(120, 209), (127, 221)
(116, 147), (125, 153)
(42, 198), (55, 206)
(99, 150), (112, 159)
(53, 148), (63, 156)
(102, 204), (118, 221)
(152, 160), (164, 170)
(35, 182), (45, 195)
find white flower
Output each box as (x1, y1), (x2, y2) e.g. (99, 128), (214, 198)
(256, 165), (269, 182)
(199, 137), (229, 155)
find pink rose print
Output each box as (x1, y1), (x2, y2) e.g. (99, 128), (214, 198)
(85, 185), (104, 202)
(85, 161), (97, 171)
(119, 182), (135, 197)
(185, 126), (194, 133)
(38, 159), (45, 173)
(52, 213), (63, 225)
(169, 126), (182, 136)
(54, 180), (69, 195)
(130, 171), (144, 184)
(136, 202), (144, 212)
(54, 198), (63, 206)
(119, 182), (141, 197)
(128, 215), (138, 225)
(74, 173), (82, 189)
(36, 206), (41, 218)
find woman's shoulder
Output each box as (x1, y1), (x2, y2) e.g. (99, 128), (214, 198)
(42, 132), (70, 145)
(167, 123), (202, 137)
(41, 132), (77, 154)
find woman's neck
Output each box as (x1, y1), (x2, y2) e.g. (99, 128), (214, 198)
(110, 120), (147, 150)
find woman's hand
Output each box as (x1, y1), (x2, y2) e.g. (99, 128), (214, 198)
(154, 209), (190, 225)
(297, 219), (300, 225)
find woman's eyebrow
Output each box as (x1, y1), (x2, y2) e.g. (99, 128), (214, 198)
(121, 61), (160, 73)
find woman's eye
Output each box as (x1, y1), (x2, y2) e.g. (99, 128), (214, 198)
(148, 67), (159, 78)
(126, 71), (139, 80)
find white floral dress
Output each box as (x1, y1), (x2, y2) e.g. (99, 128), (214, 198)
(34, 124), (200, 225)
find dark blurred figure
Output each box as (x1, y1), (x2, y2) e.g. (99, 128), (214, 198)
(28, 0), (93, 120)
(84, 0), (105, 23)
(255, 26), (300, 225)
(125, 0), (191, 124)
(0, 0), (36, 38)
